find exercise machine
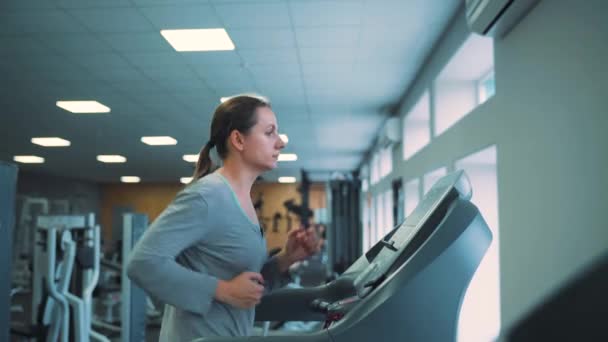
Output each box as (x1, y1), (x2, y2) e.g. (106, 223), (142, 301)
(1, 161), (18, 342)
(195, 170), (492, 341)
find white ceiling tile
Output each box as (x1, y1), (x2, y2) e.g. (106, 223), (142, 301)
(71, 52), (132, 69)
(139, 5), (221, 30)
(211, 83), (258, 96)
(88, 67), (148, 82)
(140, 64), (198, 81)
(57, 0), (132, 8)
(301, 65), (354, 90)
(264, 89), (308, 107)
(248, 64), (301, 79)
(295, 26), (360, 48)
(301, 63), (353, 75)
(228, 28), (296, 49)
(193, 65), (250, 81)
(110, 80), (166, 94)
(100, 32), (175, 53)
(0, 10), (87, 34)
(215, 2), (291, 28)
(239, 49), (299, 65)
(290, 0), (364, 27)
(298, 47), (355, 64)
(2, 0), (57, 10)
(359, 26), (422, 47)
(123, 51), (185, 67)
(362, 0), (459, 27)
(37, 33), (114, 54)
(133, 0), (210, 5)
(14, 54), (76, 70)
(160, 79), (214, 94)
(182, 51), (242, 65)
(0, 36), (49, 55)
(68, 8), (155, 33)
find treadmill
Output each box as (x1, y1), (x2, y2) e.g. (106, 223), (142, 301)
(196, 170), (493, 341)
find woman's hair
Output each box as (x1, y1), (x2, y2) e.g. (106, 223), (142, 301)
(191, 94), (271, 182)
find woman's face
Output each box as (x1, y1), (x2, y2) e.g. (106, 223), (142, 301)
(241, 106), (286, 171)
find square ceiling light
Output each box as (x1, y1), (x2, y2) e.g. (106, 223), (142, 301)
(141, 136), (177, 146)
(161, 28), (235, 52)
(14, 155), (44, 164)
(97, 155), (126, 163)
(278, 153), (297, 162)
(183, 154), (198, 163)
(31, 137), (71, 147)
(278, 176), (296, 183)
(121, 176), (140, 183)
(180, 177), (193, 184)
(56, 101), (110, 113)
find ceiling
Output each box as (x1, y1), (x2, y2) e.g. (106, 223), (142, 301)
(0, 0), (460, 183)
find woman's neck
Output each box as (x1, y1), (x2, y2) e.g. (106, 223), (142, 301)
(217, 159), (259, 196)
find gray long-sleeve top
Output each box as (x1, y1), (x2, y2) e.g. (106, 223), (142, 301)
(126, 173), (290, 341)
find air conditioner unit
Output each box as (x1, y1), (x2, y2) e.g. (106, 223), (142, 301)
(465, 0), (540, 37)
(377, 117), (401, 148)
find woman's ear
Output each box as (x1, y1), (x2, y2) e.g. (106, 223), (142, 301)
(229, 130), (246, 152)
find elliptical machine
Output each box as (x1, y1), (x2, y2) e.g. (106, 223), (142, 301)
(12, 214), (109, 342)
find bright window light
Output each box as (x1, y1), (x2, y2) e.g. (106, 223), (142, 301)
(14, 155), (44, 164)
(478, 70), (496, 104)
(141, 136), (177, 146)
(455, 145), (500, 342)
(423, 167), (448, 195)
(121, 176), (140, 183)
(404, 178), (420, 217)
(434, 34), (494, 136)
(31, 137), (71, 147)
(160, 28), (235, 52)
(180, 177), (193, 184)
(278, 176), (296, 183)
(278, 153), (297, 162)
(56, 101), (110, 113)
(97, 155), (126, 163)
(183, 154), (198, 163)
(403, 91), (431, 160)
(279, 134), (289, 143)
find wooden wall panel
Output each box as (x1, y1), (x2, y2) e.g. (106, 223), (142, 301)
(100, 181), (326, 252)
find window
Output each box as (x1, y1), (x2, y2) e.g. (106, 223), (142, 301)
(455, 145), (500, 342)
(423, 167), (448, 195)
(369, 192), (376, 248)
(381, 146), (393, 178)
(375, 193), (384, 244)
(478, 70), (495, 104)
(403, 178), (420, 217)
(370, 154), (380, 185)
(434, 34), (494, 136)
(403, 91), (431, 160)
(362, 193), (371, 252)
(383, 189), (394, 238)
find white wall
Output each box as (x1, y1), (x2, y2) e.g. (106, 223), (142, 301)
(494, 0), (608, 327)
(367, 0), (608, 331)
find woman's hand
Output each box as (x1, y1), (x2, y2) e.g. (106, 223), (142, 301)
(281, 227), (324, 266)
(215, 272), (265, 309)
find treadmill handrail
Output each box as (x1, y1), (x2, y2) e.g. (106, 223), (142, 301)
(255, 277), (357, 322)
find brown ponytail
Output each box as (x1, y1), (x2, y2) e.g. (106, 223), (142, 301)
(190, 94), (271, 183)
(191, 141), (215, 182)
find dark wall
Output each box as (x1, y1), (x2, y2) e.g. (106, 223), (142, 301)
(1, 161), (18, 342)
(16, 170), (101, 216)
